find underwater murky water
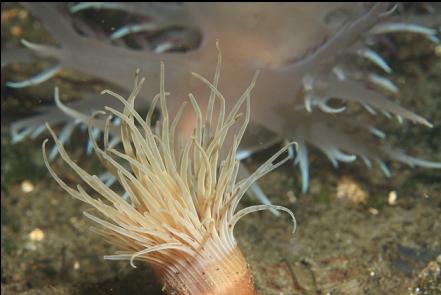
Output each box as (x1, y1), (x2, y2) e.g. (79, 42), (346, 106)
(2, 3), (441, 295)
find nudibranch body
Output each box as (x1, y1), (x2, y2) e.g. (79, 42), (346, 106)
(7, 3), (440, 201)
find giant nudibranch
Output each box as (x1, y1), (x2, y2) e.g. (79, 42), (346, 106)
(43, 53), (296, 294)
(5, 3), (441, 206)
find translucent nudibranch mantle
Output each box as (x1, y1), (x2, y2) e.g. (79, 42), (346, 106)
(42, 55), (296, 294)
(8, 3), (441, 205)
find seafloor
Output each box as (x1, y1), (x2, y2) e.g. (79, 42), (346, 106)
(1, 4), (440, 295)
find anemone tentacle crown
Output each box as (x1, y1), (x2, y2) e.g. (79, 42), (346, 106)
(43, 50), (296, 294)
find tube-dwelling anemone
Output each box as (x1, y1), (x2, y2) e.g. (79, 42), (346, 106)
(42, 52), (296, 294)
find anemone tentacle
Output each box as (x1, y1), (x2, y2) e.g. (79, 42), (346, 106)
(43, 53), (296, 294)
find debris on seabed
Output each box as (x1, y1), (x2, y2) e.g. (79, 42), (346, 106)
(21, 180), (34, 193)
(411, 255), (441, 294)
(286, 190), (297, 204)
(10, 25), (22, 36)
(388, 191), (398, 206)
(29, 228), (45, 241)
(368, 208), (379, 215)
(26, 228), (45, 251)
(73, 261), (80, 270)
(435, 45), (441, 57)
(336, 177), (368, 206)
